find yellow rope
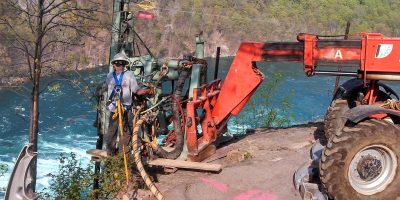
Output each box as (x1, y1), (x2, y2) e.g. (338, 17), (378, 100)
(151, 124), (158, 149)
(382, 99), (400, 110)
(136, 0), (156, 10)
(116, 99), (130, 186)
(132, 117), (164, 200)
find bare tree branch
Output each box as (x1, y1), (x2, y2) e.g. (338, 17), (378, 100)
(43, 0), (70, 15)
(0, 18), (35, 49)
(5, 0), (37, 18)
(43, 0), (59, 12)
(41, 39), (83, 53)
(42, 8), (74, 33)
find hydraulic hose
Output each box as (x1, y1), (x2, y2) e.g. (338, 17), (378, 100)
(152, 70), (190, 159)
(132, 117), (164, 200)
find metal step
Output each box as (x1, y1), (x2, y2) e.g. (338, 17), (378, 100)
(293, 140), (329, 200)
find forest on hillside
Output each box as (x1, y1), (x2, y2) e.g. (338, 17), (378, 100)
(142, 0), (400, 57)
(1, 0), (399, 85)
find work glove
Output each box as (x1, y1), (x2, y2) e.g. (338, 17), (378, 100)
(148, 86), (157, 95)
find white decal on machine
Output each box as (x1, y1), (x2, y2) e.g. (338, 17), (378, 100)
(334, 50), (343, 59)
(375, 44), (393, 58)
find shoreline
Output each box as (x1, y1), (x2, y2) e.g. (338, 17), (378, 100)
(0, 55), (232, 89)
(0, 63), (107, 89)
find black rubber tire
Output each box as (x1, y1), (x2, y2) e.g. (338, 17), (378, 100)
(323, 98), (356, 140)
(320, 119), (400, 200)
(324, 90), (391, 140)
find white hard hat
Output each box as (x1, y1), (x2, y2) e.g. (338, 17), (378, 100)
(111, 52), (129, 65)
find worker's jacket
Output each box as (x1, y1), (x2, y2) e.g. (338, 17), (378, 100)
(105, 70), (139, 112)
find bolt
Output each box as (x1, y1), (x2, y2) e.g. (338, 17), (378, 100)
(187, 117), (192, 127)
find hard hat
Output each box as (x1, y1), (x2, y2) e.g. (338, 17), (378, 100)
(111, 52), (129, 65)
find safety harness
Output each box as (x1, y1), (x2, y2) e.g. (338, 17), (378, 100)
(108, 71), (130, 110)
(108, 70), (130, 185)
(113, 87), (130, 186)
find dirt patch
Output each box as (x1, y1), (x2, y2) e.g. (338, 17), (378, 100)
(138, 121), (324, 200)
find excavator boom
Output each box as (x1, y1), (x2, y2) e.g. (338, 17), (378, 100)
(212, 33), (400, 126)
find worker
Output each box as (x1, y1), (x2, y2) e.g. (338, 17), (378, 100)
(105, 52), (153, 156)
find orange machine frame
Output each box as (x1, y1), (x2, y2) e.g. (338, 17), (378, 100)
(186, 33), (400, 158)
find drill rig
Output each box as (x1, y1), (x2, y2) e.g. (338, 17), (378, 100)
(93, 0), (211, 162)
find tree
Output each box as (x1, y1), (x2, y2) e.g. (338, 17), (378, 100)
(0, 0), (101, 193)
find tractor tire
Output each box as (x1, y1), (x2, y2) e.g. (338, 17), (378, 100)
(320, 119), (400, 200)
(324, 90), (391, 140)
(323, 98), (356, 140)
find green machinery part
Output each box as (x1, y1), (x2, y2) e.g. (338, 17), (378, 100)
(94, 0), (208, 193)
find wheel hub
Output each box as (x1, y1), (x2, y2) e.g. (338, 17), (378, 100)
(356, 155), (382, 181)
(348, 144), (397, 195)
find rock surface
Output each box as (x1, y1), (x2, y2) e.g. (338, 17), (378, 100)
(138, 121), (324, 200)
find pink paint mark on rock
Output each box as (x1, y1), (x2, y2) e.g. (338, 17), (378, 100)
(233, 189), (261, 200)
(234, 189), (277, 200)
(200, 178), (229, 192)
(256, 193), (277, 200)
